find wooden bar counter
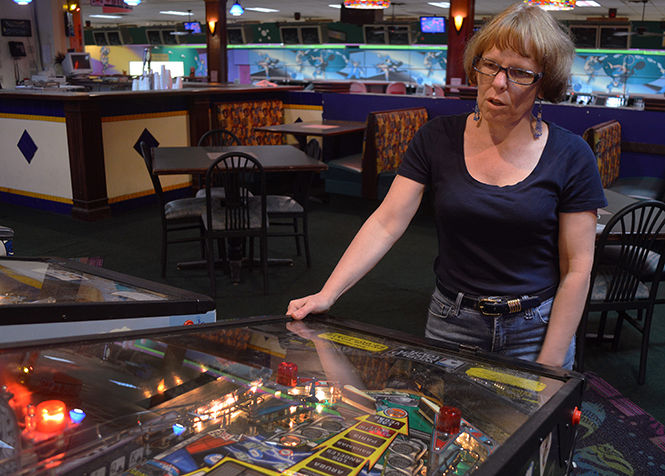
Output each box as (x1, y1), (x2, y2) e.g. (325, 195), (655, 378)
(0, 85), (300, 220)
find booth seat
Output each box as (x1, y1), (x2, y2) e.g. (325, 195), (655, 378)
(583, 119), (621, 188)
(216, 100), (285, 145)
(583, 119), (665, 200)
(324, 107), (429, 200)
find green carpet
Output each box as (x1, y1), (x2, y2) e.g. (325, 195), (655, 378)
(1, 195), (664, 424)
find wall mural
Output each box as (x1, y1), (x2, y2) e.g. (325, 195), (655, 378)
(244, 48), (447, 87)
(85, 45), (206, 77)
(85, 45), (665, 96)
(570, 52), (665, 95)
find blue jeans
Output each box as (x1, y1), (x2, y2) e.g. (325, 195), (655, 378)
(425, 286), (575, 370)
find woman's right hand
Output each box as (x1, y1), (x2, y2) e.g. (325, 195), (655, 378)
(286, 292), (335, 320)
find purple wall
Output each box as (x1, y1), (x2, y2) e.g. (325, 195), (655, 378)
(286, 91), (665, 179)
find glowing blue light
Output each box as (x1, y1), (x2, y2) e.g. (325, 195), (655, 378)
(172, 423), (186, 436)
(124, 0), (141, 6)
(69, 408), (86, 424)
(12, 0), (33, 4)
(229, 1), (244, 16)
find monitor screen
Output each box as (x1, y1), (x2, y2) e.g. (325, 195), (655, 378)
(575, 94), (592, 105)
(420, 16), (446, 34)
(184, 21), (201, 34)
(62, 52), (92, 76)
(70, 53), (91, 70)
(605, 96), (623, 108)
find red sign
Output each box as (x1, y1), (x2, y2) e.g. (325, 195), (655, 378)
(89, 0), (133, 13)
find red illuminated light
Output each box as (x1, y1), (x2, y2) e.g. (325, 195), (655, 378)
(36, 400), (67, 433)
(277, 362), (298, 387)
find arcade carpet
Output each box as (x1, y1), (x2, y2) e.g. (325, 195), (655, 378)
(574, 372), (665, 475)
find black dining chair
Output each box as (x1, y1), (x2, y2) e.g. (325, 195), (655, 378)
(263, 138), (319, 268)
(577, 199), (665, 384)
(195, 129), (242, 201)
(202, 151), (268, 297)
(139, 141), (206, 277)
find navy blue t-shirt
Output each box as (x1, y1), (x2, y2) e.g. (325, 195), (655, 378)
(398, 114), (607, 297)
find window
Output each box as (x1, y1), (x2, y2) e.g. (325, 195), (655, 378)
(280, 27), (300, 44)
(388, 25), (410, 45)
(163, 30), (178, 45)
(301, 27), (321, 44)
(569, 24), (630, 48)
(364, 25), (387, 44)
(570, 26), (597, 48)
(146, 30), (163, 45)
(106, 31), (122, 45)
(364, 25), (411, 45)
(93, 31), (108, 46)
(600, 27), (628, 49)
(228, 28), (245, 45)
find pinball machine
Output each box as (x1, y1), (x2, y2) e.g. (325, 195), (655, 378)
(0, 256), (215, 343)
(0, 313), (584, 476)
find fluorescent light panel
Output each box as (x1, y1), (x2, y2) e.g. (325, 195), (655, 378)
(89, 14), (123, 18)
(576, 1), (601, 6)
(427, 2), (450, 8)
(159, 10), (192, 16)
(245, 7), (279, 13)
(329, 4), (341, 8)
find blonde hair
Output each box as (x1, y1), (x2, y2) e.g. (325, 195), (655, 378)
(463, 3), (575, 103)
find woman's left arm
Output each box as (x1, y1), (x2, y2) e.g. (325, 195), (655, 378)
(537, 210), (598, 367)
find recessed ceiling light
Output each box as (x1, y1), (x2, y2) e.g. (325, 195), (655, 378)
(245, 7), (279, 13)
(159, 10), (192, 16)
(329, 4), (342, 8)
(89, 14), (123, 19)
(576, 1), (601, 6)
(427, 2), (450, 8)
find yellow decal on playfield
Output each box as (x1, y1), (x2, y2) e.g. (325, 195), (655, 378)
(284, 409), (409, 476)
(317, 333), (388, 352)
(466, 368), (546, 392)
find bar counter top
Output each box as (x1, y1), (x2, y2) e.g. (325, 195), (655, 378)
(0, 83), (302, 101)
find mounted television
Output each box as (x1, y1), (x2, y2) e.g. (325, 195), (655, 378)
(62, 51), (92, 76)
(420, 16), (446, 34)
(184, 21), (201, 34)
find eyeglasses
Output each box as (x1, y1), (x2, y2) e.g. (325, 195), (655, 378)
(472, 56), (543, 86)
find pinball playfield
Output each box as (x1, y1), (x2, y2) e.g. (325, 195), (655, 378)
(0, 315), (584, 476)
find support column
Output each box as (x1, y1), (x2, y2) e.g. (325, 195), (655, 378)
(64, 100), (111, 221)
(446, 0), (475, 85)
(205, 0), (228, 83)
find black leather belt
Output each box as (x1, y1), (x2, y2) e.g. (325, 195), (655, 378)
(436, 280), (545, 317)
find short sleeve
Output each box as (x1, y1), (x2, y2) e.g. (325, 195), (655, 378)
(559, 134), (608, 213)
(397, 121), (432, 185)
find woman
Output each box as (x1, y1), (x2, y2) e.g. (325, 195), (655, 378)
(287, 4), (607, 370)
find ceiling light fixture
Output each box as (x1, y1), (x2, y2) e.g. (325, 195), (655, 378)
(575, 1), (600, 6)
(245, 7), (279, 13)
(12, 0), (32, 5)
(343, 0), (390, 9)
(329, 4), (342, 8)
(89, 14), (123, 19)
(159, 11), (192, 16)
(123, 0), (141, 6)
(229, 1), (245, 16)
(525, 0), (576, 11)
(427, 2), (450, 8)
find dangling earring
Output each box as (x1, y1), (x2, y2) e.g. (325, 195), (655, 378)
(473, 102), (480, 121)
(534, 98), (543, 139)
